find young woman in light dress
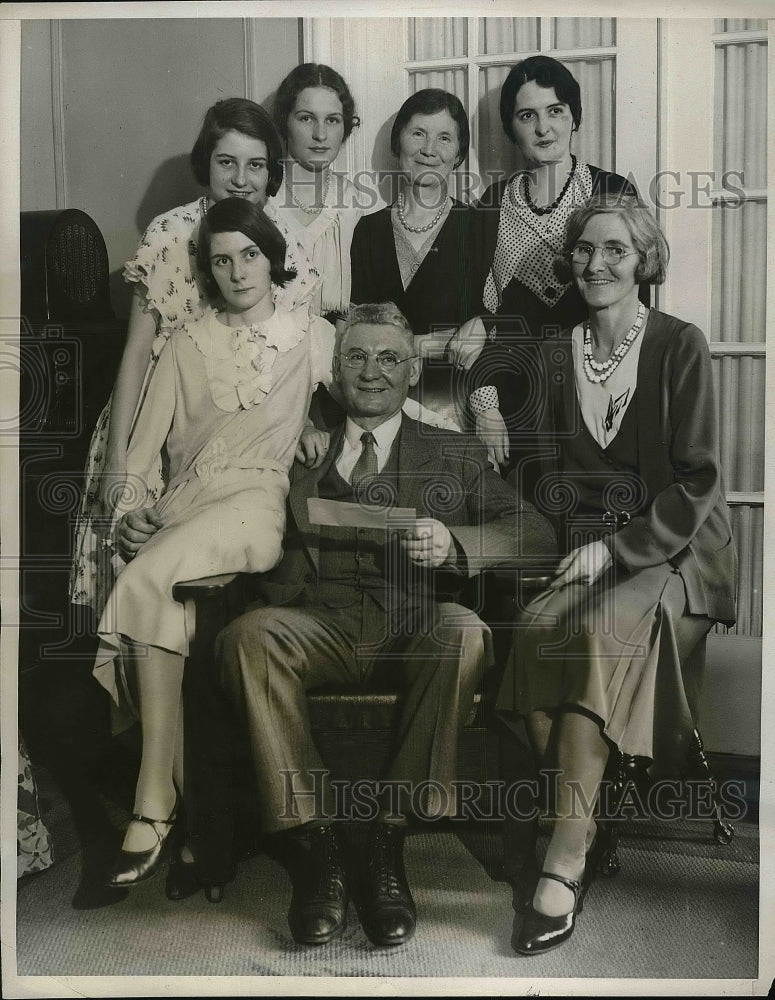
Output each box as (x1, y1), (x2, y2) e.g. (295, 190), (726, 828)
(98, 198), (335, 888)
(265, 62), (362, 324)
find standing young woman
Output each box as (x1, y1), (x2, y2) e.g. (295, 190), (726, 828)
(266, 63), (362, 322)
(69, 98), (316, 617)
(268, 64), (459, 454)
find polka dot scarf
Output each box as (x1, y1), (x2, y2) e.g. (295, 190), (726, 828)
(483, 161), (593, 313)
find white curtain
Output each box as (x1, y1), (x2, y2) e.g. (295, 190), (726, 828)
(564, 58), (613, 171)
(409, 68), (467, 100)
(712, 353), (765, 495)
(409, 17), (466, 60)
(712, 201), (767, 344)
(714, 18), (768, 32)
(709, 27), (767, 637)
(479, 18), (539, 54)
(718, 506), (764, 637)
(477, 64), (513, 183)
(714, 41), (767, 190)
(553, 18), (614, 50)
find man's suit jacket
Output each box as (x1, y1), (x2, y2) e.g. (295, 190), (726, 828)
(253, 415), (557, 610)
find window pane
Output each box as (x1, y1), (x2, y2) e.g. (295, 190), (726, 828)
(409, 68), (468, 105)
(566, 59), (614, 171)
(408, 18), (467, 60)
(477, 64), (513, 185)
(714, 41), (767, 189)
(714, 19), (768, 33)
(553, 17), (615, 50)
(712, 504), (763, 637)
(712, 354), (765, 493)
(479, 17), (538, 54)
(711, 201), (767, 343)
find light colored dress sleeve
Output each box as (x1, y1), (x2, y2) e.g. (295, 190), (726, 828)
(122, 199), (206, 336)
(401, 396), (461, 433)
(310, 314), (336, 388)
(122, 340), (176, 512)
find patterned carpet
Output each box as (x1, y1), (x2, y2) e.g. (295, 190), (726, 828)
(13, 816), (759, 985)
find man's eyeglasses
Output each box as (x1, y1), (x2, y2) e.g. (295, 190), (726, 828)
(570, 243), (639, 265)
(339, 349), (417, 372)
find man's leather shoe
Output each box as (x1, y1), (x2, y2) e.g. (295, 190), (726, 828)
(359, 823), (416, 947)
(287, 824), (348, 945)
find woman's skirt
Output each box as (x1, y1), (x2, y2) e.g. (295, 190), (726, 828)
(497, 562), (714, 771)
(93, 468), (288, 728)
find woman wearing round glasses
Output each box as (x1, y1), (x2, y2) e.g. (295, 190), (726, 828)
(497, 196), (737, 956)
(455, 56), (645, 480)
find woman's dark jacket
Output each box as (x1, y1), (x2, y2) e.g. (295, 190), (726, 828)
(537, 309), (737, 626)
(350, 200), (473, 337)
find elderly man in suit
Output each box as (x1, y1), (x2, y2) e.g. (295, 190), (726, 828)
(215, 301), (555, 948)
(120, 301), (555, 948)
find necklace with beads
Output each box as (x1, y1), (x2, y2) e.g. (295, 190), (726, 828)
(523, 155), (577, 216)
(396, 191), (447, 234)
(583, 302), (646, 384)
(288, 170), (331, 216)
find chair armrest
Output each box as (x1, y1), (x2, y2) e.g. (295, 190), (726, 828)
(173, 573), (252, 650)
(173, 573), (242, 603)
(485, 562), (557, 591)
(476, 560), (558, 632)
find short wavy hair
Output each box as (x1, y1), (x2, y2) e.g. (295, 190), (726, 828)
(339, 301), (415, 353)
(390, 88), (470, 168)
(190, 98), (284, 197)
(272, 63), (360, 142)
(554, 195), (670, 285)
(500, 55), (582, 143)
(196, 197), (296, 303)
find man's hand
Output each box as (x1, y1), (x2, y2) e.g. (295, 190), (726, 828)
(401, 518), (454, 569)
(551, 540), (613, 588)
(475, 408), (510, 468)
(118, 507), (163, 562)
(295, 425), (331, 469)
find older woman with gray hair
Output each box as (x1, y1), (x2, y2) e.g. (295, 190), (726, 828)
(498, 196), (737, 956)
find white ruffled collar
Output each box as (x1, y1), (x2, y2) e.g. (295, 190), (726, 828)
(187, 306), (307, 411)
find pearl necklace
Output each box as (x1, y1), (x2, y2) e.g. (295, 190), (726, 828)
(582, 302), (646, 384)
(523, 155), (577, 216)
(288, 170), (331, 216)
(396, 192), (447, 234)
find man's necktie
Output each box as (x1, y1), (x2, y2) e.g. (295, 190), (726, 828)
(351, 431), (378, 494)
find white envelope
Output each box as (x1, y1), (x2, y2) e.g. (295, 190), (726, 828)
(307, 497), (417, 530)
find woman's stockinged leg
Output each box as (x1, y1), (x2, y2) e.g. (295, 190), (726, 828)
(122, 647), (184, 852)
(533, 708), (609, 917)
(524, 709), (552, 767)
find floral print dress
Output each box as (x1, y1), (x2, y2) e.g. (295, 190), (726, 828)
(17, 738), (54, 878)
